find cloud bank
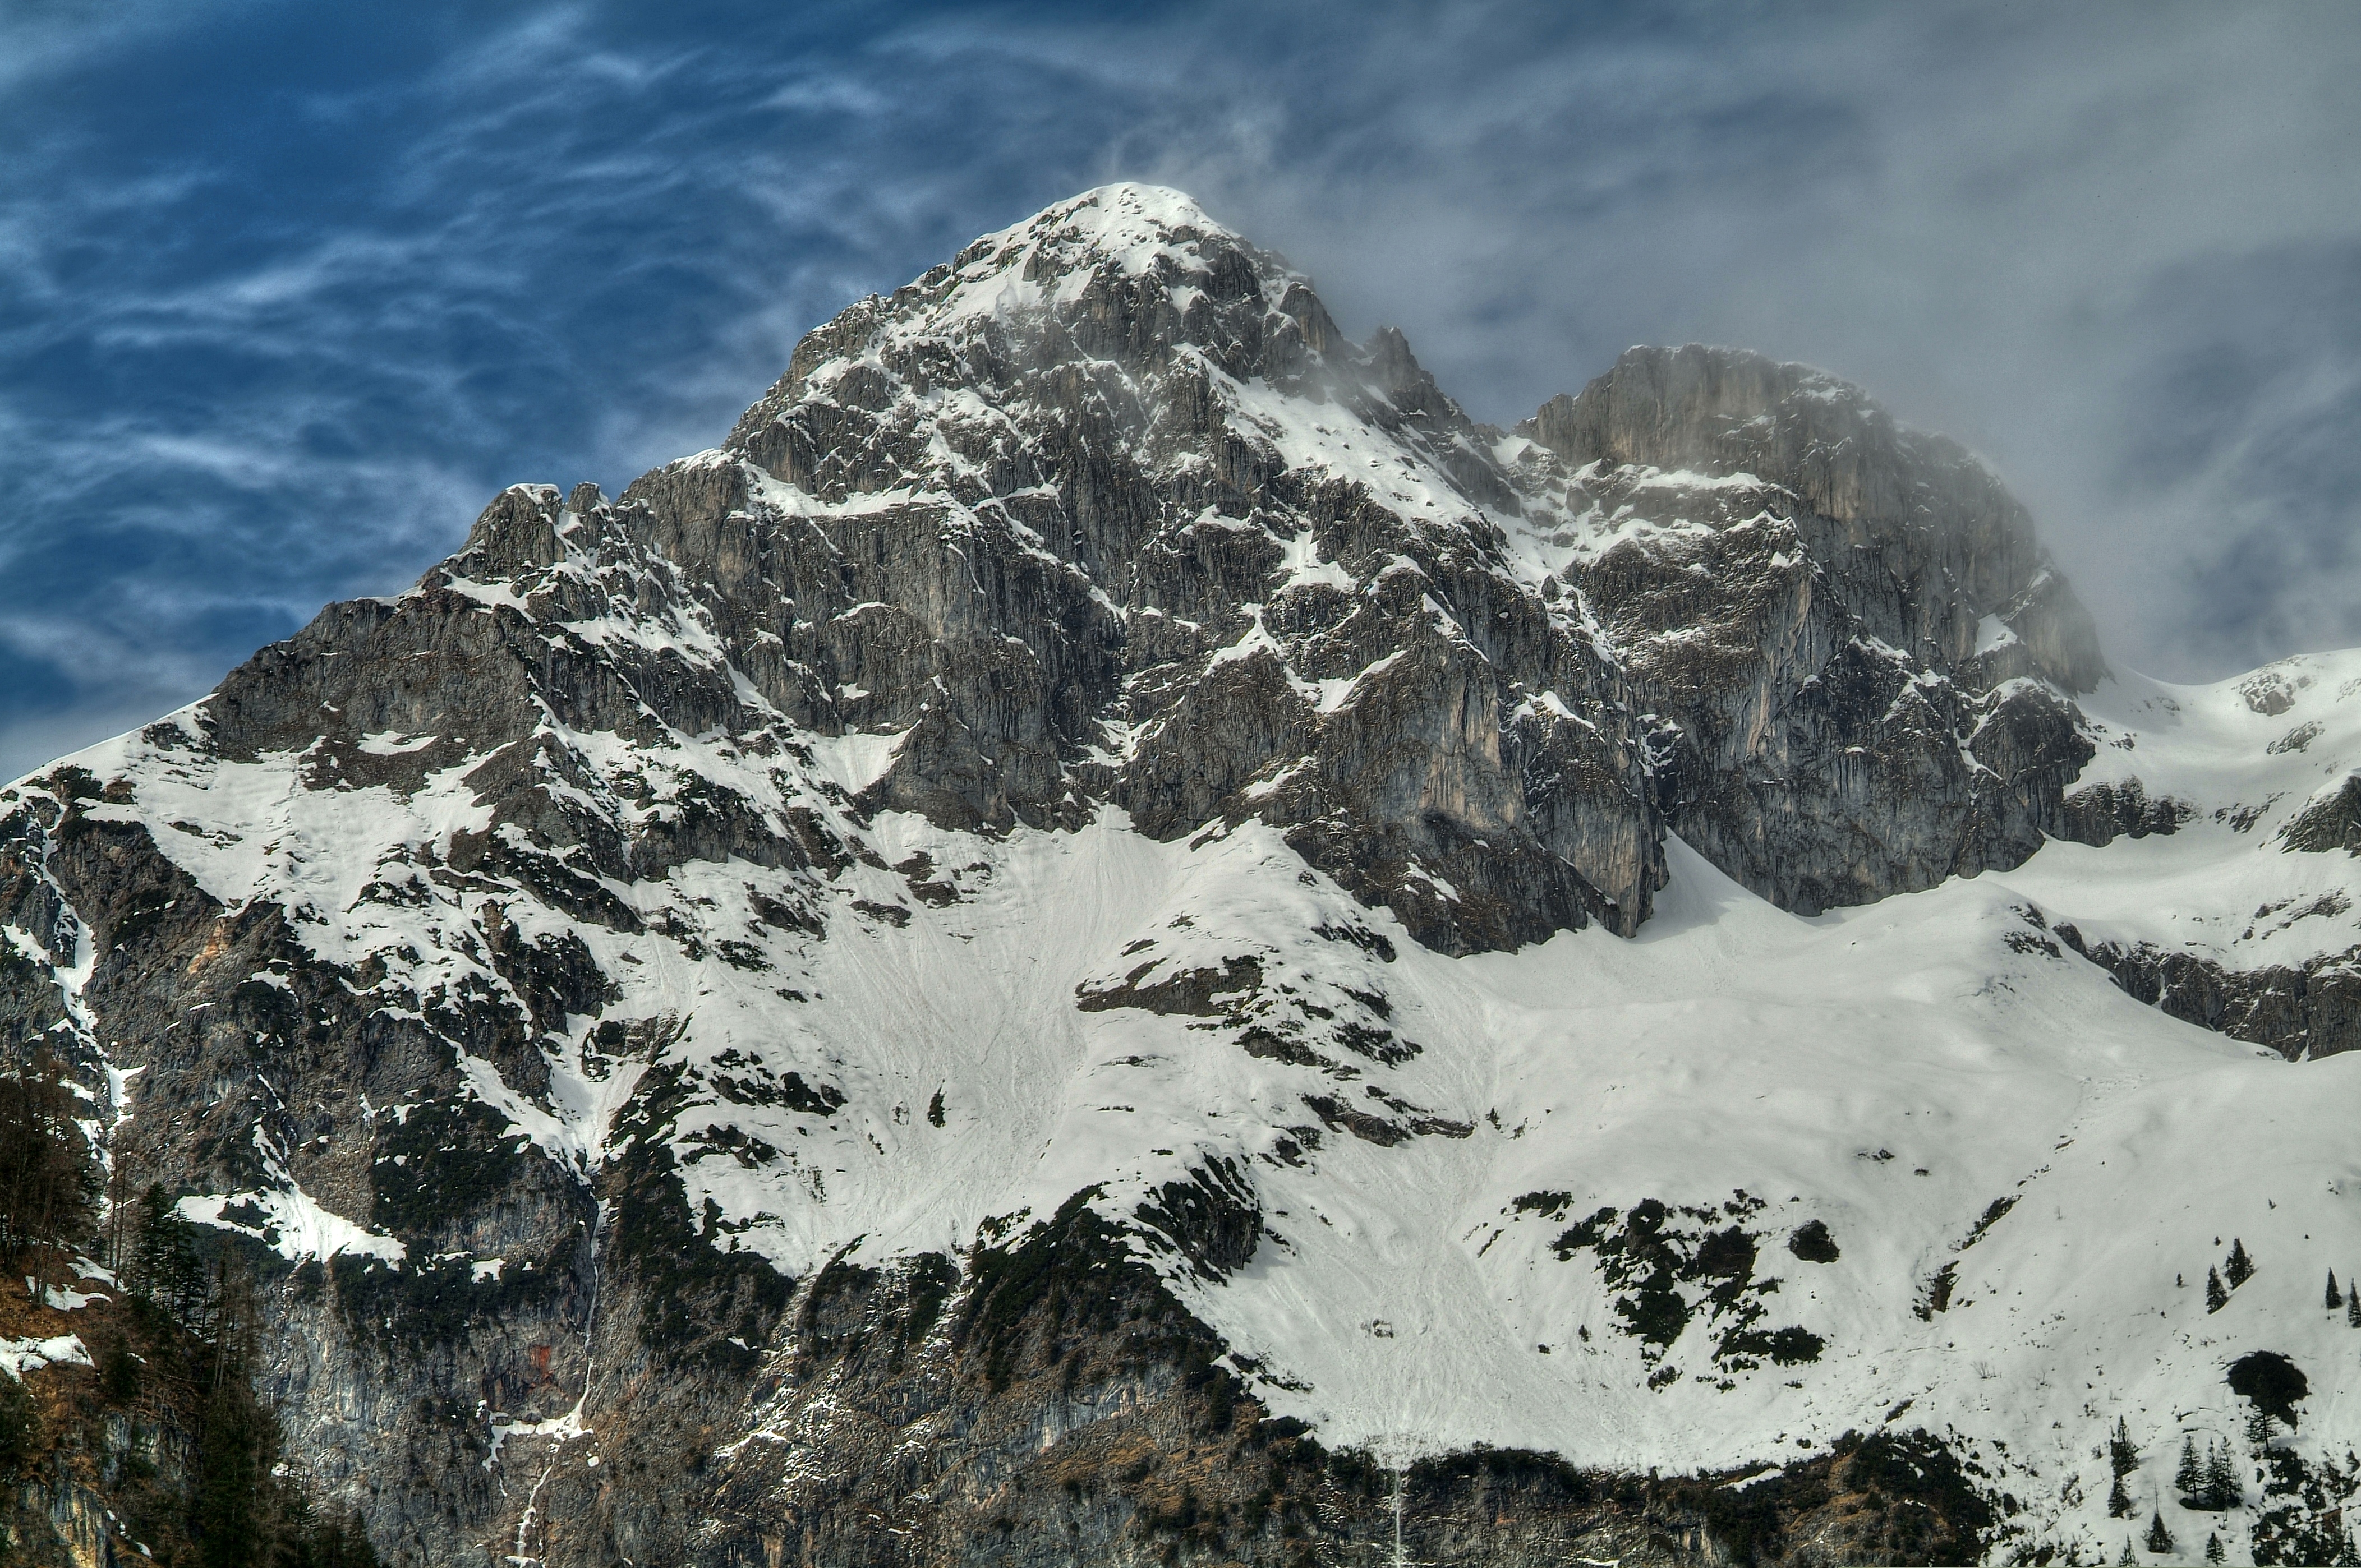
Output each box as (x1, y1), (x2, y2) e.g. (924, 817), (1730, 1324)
(2, 0), (2355, 777)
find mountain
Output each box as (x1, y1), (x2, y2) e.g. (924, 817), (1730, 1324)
(2, 182), (2357, 1566)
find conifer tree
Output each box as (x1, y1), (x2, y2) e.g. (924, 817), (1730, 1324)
(2349, 1282), (2360, 1329)
(128, 1180), (206, 1319)
(2246, 1406), (2273, 1451)
(2203, 1441), (2241, 1510)
(2206, 1267), (2229, 1313)
(2332, 1268), (2344, 1309)
(2118, 1538), (2138, 1566)
(195, 1371), (272, 1568)
(2175, 1436), (2202, 1498)
(2204, 1533), (2224, 1564)
(195, 1260), (272, 1568)
(2109, 1470), (2133, 1518)
(2146, 1512), (2175, 1554)
(2111, 1417), (2140, 1475)
(0, 1048), (99, 1289)
(2225, 1238), (2254, 1287)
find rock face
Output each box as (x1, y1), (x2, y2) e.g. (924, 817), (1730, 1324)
(691, 187), (1664, 951)
(2, 185), (2358, 1567)
(1512, 344), (2104, 915)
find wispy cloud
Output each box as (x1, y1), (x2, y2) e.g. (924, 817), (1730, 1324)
(1, 0), (2355, 780)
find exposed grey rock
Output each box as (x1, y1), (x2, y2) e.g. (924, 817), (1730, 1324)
(2281, 772), (2361, 855)
(2056, 921), (2361, 1061)
(1511, 343), (2106, 914)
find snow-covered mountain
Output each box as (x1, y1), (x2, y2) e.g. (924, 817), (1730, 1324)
(3, 183), (2357, 1566)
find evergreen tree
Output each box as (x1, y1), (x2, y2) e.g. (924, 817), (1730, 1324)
(2246, 1406), (2275, 1451)
(0, 1048), (99, 1289)
(2175, 1436), (2203, 1498)
(2109, 1470), (2133, 1518)
(2118, 1538), (2138, 1567)
(0, 1371), (37, 1472)
(2204, 1532), (2224, 1564)
(2349, 1282), (2360, 1329)
(98, 1335), (139, 1404)
(128, 1181), (205, 1321)
(194, 1269), (273, 1568)
(2225, 1238), (2254, 1288)
(2110, 1417), (2140, 1475)
(311, 1510), (384, 1568)
(2206, 1267), (2229, 1313)
(2203, 1441), (2242, 1510)
(2147, 1512), (2175, 1554)
(276, 1485), (318, 1568)
(195, 1373), (271, 1568)
(2333, 1268), (2345, 1309)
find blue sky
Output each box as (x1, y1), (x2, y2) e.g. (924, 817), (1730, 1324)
(3, 1), (2358, 777)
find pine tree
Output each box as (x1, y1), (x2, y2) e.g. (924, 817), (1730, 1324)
(2109, 1470), (2133, 1518)
(2204, 1532), (2225, 1564)
(195, 1261), (273, 1568)
(2349, 1282), (2360, 1329)
(0, 1372), (37, 1471)
(2226, 1238), (2254, 1287)
(2207, 1267), (2229, 1313)
(195, 1373), (271, 1568)
(318, 1510), (385, 1568)
(128, 1182), (205, 1321)
(2119, 1538), (2138, 1567)
(98, 1336), (139, 1404)
(2175, 1436), (2202, 1498)
(2111, 1416), (2141, 1475)
(0, 1049), (100, 1290)
(312, 1510), (385, 1568)
(2147, 1512), (2175, 1554)
(2203, 1440), (2242, 1510)
(2247, 1405), (2274, 1451)
(2332, 1268), (2344, 1310)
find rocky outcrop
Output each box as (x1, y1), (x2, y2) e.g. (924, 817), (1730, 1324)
(2055, 921), (2361, 1062)
(655, 186), (1670, 949)
(1513, 344), (2105, 914)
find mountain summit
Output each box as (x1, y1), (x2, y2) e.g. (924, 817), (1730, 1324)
(1, 185), (2355, 1566)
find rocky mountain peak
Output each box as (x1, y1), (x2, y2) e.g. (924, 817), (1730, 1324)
(1522, 343), (2106, 695)
(3, 185), (2358, 1568)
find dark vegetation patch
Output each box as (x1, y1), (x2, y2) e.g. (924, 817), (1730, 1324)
(706, 1057), (846, 1116)
(1077, 956), (1263, 1017)
(1312, 923), (1396, 962)
(1549, 1193), (1825, 1372)
(332, 1244), (575, 1352)
(606, 1137), (792, 1369)
(605, 1062), (793, 1367)
(371, 1098), (534, 1239)
(2227, 1350), (2309, 1429)
(1787, 1219), (1840, 1262)
(1133, 1157), (1261, 1280)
